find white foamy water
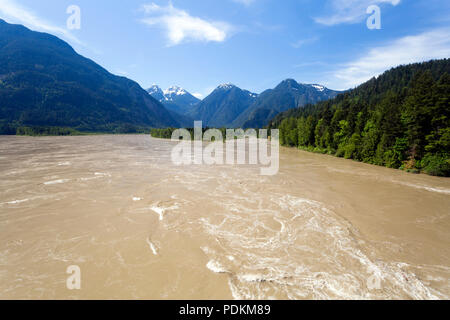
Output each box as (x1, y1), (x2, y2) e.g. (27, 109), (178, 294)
(1, 199), (30, 205)
(146, 238), (158, 256)
(150, 204), (179, 221)
(94, 172), (111, 177)
(221, 193), (443, 299)
(207, 260), (228, 274)
(401, 183), (450, 195)
(43, 179), (70, 185)
(151, 206), (165, 221)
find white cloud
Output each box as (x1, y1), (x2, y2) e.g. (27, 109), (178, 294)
(140, 2), (232, 46)
(327, 28), (450, 90)
(192, 92), (204, 99)
(315, 0), (401, 26)
(0, 0), (81, 44)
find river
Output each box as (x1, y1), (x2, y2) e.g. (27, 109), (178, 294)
(0, 135), (449, 299)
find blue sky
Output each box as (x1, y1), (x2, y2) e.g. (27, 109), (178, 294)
(0, 0), (449, 97)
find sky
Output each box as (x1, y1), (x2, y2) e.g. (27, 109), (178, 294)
(0, 0), (449, 98)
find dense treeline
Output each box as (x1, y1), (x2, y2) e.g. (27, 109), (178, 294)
(150, 128), (178, 139)
(16, 126), (81, 136)
(0, 123), (152, 136)
(151, 128), (228, 140)
(269, 59), (450, 177)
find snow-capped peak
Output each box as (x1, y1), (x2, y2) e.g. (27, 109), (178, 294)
(310, 84), (325, 92)
(147, 85), (165, 101)
(217, 83), (235, 90)
(164, 86), (188, 96)
(148, 84), (162, 93)
(147, 84), (200, 109)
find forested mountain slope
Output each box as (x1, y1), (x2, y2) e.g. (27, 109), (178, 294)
(269, 59), (450, 176)
(0, 19), (179, 134)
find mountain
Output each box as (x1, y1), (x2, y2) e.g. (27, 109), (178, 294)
(270, 59), (450, 177)
(188, 84), (258, 127)
(0, 19), (179, 134)
(148, 85), (200, 115)
(232, 79), (341, 128)
(147, 84), (165, 101)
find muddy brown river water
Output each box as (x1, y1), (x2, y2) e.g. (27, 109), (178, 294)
(0, 135), (449, 299)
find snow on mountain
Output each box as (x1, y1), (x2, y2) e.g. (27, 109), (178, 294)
(163, 86), (189, 100)
(148, 85), (197, 102)
(310, 84), (325, 92)
(147, 84), (165, 101)
(216, 83), (258, 98)
(217, 83), (236, 90)
(147, 85), (200, 115)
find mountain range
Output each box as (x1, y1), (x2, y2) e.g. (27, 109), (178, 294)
(0, 18), (340, 133)
(232, 80), (340, 128)
(149, 81), (340, 128)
